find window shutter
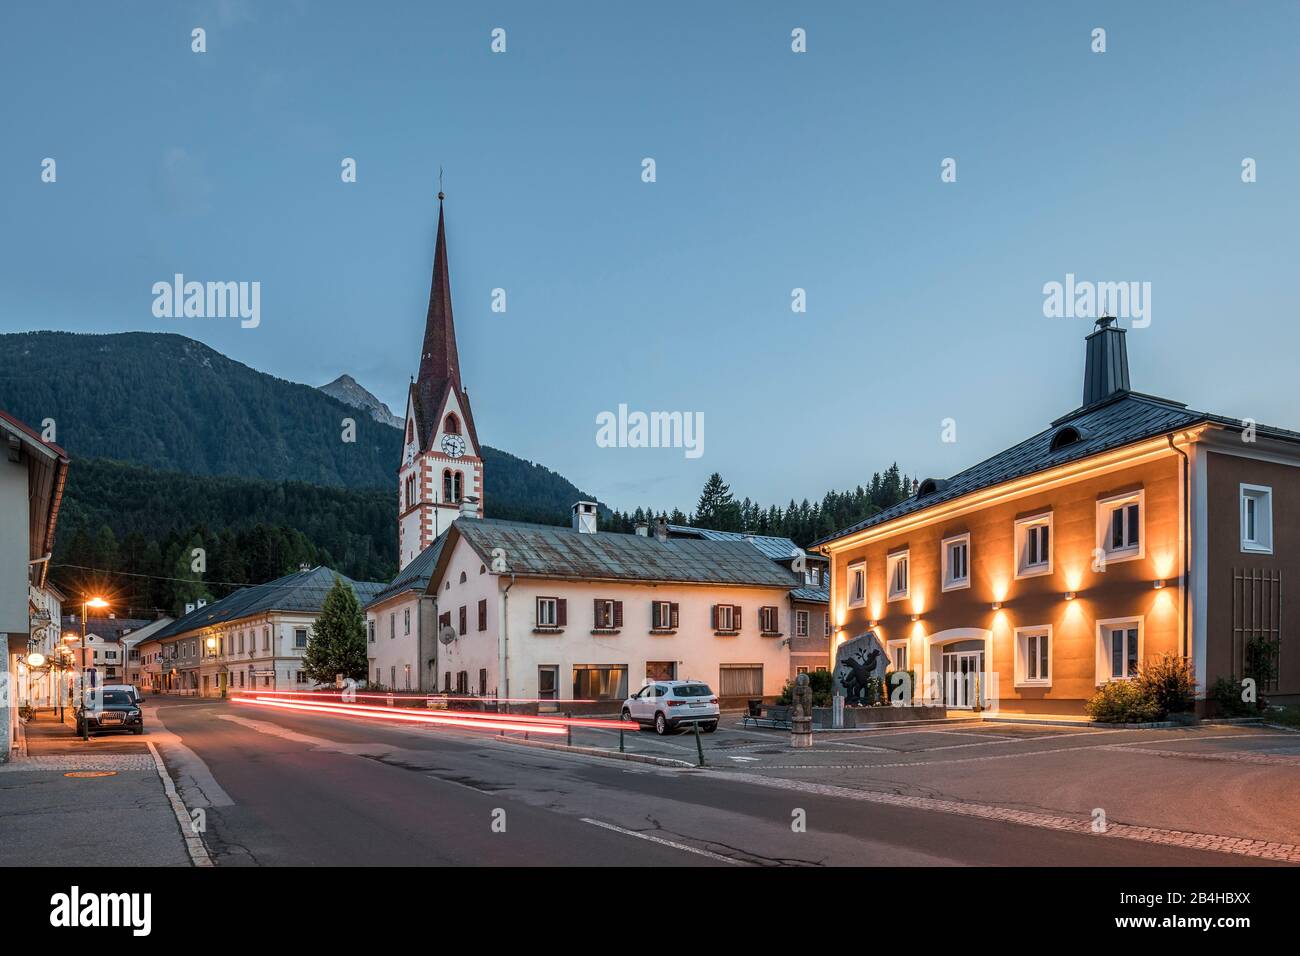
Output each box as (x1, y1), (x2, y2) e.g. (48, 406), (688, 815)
(557, 598), (567, 627)
(651, 602), (660, 628)
(478, 599), (487, 631)
(670, 603), (679, 629)
(458, 606), (467, 635)
(614, 601), (623, 628)
(710, 605), (718, 629)
(593, 598), (603, 627)
(734, 606), (742, 630)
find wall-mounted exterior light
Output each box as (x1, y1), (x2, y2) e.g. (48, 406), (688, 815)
(1065, 591), (1076, 601)
(1153, 579), (1166, 590)
(868, 620), (878, 628)
(991, 602), (1002, 611)
(910, 614), (920, 622)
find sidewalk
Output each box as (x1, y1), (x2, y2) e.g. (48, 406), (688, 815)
(0, 708), (194, 866)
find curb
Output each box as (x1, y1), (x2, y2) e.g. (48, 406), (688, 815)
(147, 741), (213, 867)
(491, 735), (699, 769)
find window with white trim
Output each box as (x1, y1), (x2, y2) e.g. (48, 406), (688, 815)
(1097, 617), (1142, 682)
(887, 640), (908, 673)
(1015, 625), (1051, 686)
(795, 610), (809, 637)
(537, 597), (559, 628)
(1240, 484), (1273, 553)
(942, 533), (970, 591)
(886, 551), (910, 602)
(1096, 490), (1144, 563)
(715, 604), (736, 632)
(1014, 513), (1053, 578)
(847, 561), (866, 608)
(760, 606), (780, 634)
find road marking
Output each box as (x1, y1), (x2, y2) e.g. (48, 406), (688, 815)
(580, 818), (743, 864)
(727, 755), (760, 762)
(147, 741), (212, 867)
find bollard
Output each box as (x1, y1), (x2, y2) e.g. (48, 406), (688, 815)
(566, 711), (572, 747)
(619, 721), (625, 753)
(694, 720), (705, 766)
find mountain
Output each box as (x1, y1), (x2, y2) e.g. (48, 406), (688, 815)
(0, 331), (604, 524)
(319, 374), (402, 429)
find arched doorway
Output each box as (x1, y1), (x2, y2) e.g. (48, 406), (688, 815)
(927, 628), (992, 709)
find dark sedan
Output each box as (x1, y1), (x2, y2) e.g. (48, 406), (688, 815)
(75, 690), (144, 736)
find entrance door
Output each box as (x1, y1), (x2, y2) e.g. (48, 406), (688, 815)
(942, 650), (985, 708)
(537, 666), (559, 712)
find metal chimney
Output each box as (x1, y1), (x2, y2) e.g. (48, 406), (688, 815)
(1082, 316), (1131, 406)
(634, 522), (649, 537)
(571, 501), (598, 534)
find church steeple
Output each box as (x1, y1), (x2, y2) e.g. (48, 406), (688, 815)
(415, 193), (463, 448)
(397, 192), (485, 570)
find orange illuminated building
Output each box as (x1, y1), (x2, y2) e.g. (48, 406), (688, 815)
(813, 318), (1299, 715)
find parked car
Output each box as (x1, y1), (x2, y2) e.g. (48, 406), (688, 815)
(76, 689), (144, 737)
(622, 680), (720, 735)
(103, 683), (142, 704)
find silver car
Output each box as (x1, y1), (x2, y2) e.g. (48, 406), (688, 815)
(622, 680), (720, 735)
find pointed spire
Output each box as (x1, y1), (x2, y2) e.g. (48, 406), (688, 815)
(415, 193), (462, 444)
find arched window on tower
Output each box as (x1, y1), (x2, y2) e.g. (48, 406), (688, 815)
(405, 474), (417, 509)
(452, 471), (464, 503)
(444, 414), (459, 435)
(443, 469), (453, 502)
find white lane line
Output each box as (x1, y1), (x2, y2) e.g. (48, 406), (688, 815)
(147, 741), (212, 867)
(727, 755), (760, 762)
(580, 818), (743, 864)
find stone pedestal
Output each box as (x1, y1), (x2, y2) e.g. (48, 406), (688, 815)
(790, 716), (813, 748)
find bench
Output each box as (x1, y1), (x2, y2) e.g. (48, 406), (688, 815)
(741, 704), (794, 731)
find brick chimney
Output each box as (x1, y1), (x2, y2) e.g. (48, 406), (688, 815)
(1082, 316), (1131, 407)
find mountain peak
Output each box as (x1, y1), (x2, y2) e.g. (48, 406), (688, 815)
(318, 374), (402, 430)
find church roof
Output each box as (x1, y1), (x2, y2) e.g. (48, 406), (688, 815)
(413, 197), (479, 454)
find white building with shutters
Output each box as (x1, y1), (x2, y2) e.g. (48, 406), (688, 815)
(427, 508), (799, 709)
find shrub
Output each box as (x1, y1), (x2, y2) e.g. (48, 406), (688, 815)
(1210, 676), (1252, 717)
(1085, 680), (1160, 724)
(1136, 654), (1197, 718)
(777, 670), (835, 708)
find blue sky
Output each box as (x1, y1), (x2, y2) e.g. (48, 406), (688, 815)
(3, 1), (1298, 513)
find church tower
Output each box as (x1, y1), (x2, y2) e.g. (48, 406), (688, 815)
(397, 193), (484, 569)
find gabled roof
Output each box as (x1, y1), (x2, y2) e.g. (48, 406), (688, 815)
(365, 531), (449, 609)
(814, 390), (1300, 548)
(1, 408), (70, 582)
(434, 518), (800, 589)
(152, 566), (386, 641)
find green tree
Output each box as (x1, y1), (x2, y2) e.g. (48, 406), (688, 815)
(694, 473), (741, 531)
(302, 576), (369, 684)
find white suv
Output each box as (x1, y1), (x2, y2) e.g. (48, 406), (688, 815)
(622, 680), (720, 735)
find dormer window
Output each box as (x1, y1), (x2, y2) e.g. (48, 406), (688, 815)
(1049, 425), (1085, 453)
(444, 414), (460, 435)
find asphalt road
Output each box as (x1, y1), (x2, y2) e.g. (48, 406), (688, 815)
(145, 697), (1252, 867)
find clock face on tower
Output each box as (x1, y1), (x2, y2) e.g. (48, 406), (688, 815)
(441, 434), (466, 459)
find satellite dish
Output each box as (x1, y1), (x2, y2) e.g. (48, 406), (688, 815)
(439, 625), (456, 646)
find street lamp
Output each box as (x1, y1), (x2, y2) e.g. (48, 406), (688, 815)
(79, 596), (109, 741)
(205, 637), (217, 698)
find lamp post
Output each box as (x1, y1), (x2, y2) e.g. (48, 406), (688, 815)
(80, 597), (109, 740)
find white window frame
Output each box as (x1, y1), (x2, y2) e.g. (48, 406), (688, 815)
(886, 638), (908, 673)
(886, 550), (910, 602)
(795, 610), (809, 637)
(1096, 616), (1144, 684)
(1014, 512), (1054, 579)
(716, 604), (736, 632)
(941, 533), (971, 592)
(652, 601), (673, 630)
(1240, 483), (1273, 554)
(1014, 625), (1052, 687)
(847, 561), (866, 608)
(1096, 489), (1145, 564)
(537, 597), (559, 628)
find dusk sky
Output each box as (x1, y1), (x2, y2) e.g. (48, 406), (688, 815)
(4, 1), (1298, 513)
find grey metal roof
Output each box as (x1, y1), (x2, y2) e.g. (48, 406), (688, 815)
(789, 586), (830, 604)
(666, 525), (825, 563)
(452, 519), (799, 588)
(153, 566), (387, 641)
(364, 531), (448, 609)
(814, 391), (1300, 547)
